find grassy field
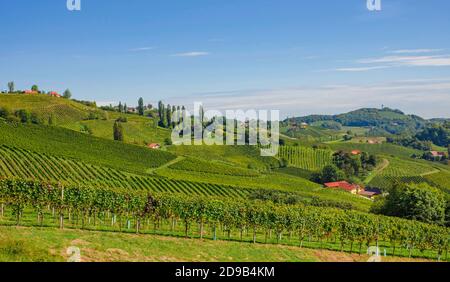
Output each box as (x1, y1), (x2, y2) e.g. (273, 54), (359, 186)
(0, 94), (105, 125)
(0, 94), (171, 146)
(0, 226), (435, 262)
(62, 116), (171, 146)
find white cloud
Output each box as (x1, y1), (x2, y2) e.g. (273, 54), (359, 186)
(171, 52), (210, 57)
(389, 49), (443, 54)
(166, 79), (450, 119)
(335, 66), (389, 72)
(358, 55), (450, 67)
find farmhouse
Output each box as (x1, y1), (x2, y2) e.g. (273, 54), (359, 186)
(24, 90), (38, 95)
(351, 150), (361, 155)
(430, 151), (446, 157)
(148, 143), (161, 149)
(324, 181), (362, 194)
(48, 91), (61, 98)
(358, 190), (378, 199)
(127, 107), (137, 113)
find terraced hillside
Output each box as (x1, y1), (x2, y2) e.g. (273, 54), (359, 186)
(277, 146), (333, 171)
(167, 145), (282, 171)
(368, 157), (445, 191)
(0, 94), (105, 125)
(0, 94), (170, 146)
(0, 121), (175, 174)
(425, 169), (450, 194)
(328, 142), (422, 159)
(0, 145), (249, 199)
(168, 157), (260, 177)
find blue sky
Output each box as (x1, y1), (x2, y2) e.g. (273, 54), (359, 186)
(1, 0), (450, 118)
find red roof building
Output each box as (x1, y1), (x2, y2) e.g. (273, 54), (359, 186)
(351, 150), (362, 155)
(24, 90), (38, 95)
(148, 143), (161, 149)
(430, 151), (446, 157)
(324, 181), (362, 194)
(48, 91), (61, 98)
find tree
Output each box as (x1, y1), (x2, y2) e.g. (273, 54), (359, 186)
(7, 81), (14, 93)
(118, 102), (123, 113)
(0, 107), (11, 119)
(138, 97), (144, 116)
(374, 183), (446, 225)
(48, 115), (55, 126)
(31, 85), (39, 92)
(15, 109), (30, 123)
(113, 121), (124, 141)
(124, 103), (128, 113)
(311, 165), (345, 184)
(63, 89), (72, 99)
(166, 104), (172, 128)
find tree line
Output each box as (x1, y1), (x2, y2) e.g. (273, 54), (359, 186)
(2, 81), (72, 98)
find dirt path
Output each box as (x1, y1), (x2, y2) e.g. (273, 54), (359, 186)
(146, 156), (185, 174)
(364, 158), (390, 184)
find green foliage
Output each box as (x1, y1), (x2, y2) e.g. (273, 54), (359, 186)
(416, 126), (449, 147)
(328, 142), (422, 159)
(62, 89), (72, 99)
(138, 98), (144, 116)
(169, 157), (260, 177)
(7, 82), (14, 93)
(0, 122), (176, 174)
(311, 165), (345, 184)
(387, 136), (433, 151)
(0, 145), (249, 199)
(277, 146), (333, 171)
(248, 189), (354, 210)
(0, 179), (448, 259)
(113, 121), (124, 141)
(287, 107), (426, 136)
(0, 94), (105, 125)
(15, 109), (30, 123)
(332, 151), (377, 178)
(373, 183), (447, 225)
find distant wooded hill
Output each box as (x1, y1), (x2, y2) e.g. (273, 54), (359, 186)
(285, 107), (431, 136)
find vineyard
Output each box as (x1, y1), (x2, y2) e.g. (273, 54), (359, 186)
(367, 157), (444, 191)
(168, 145), (282, 171)
(424, 170), (450, 194)
(168, 157), (260, 177)
(277, 146), (333, 171)
(0, 145), (249, 199)
(0, 94), (106, 125)
(0, 121), (176, 174)
(0, 179), (448, 260)
(328, 142), (422, 159)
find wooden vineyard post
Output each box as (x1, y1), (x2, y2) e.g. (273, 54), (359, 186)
(59, 186), (64, 229)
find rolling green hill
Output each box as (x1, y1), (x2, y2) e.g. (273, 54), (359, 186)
(0, 94), (105, 124)
(286, 107), (426, 136)
(0, 94), (170, 146)
(277, 146), (333, 171)
(0, 121), (175, 174)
